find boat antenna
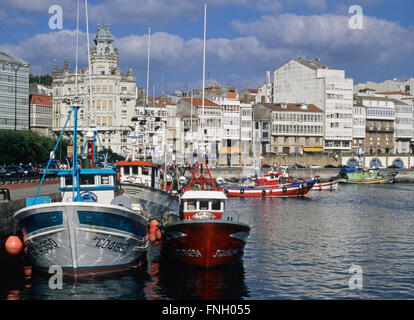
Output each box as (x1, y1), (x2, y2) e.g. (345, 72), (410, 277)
(72, 0), (82, 201)
(146, 25), (151, 108)
(85, 0), (94, 127)
(201, 3), (207, 159)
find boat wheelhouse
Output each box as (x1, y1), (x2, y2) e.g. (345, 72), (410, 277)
(116, 160), (160, 189)
(180, 191), (227, 220)
(58, 168), (118, 204)
(115, 160), (179, 220)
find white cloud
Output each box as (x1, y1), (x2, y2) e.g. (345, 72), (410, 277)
(231, 13), (414, 67)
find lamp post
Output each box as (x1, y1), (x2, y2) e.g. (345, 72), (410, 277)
(4, 61), (28, 130)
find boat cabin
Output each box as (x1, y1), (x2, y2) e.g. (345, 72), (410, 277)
(58, 168), (117, 204)
(179, 191), (227, 220)
(115, 160), (160, 189)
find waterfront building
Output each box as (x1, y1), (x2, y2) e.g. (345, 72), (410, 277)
(273, 58), (354, 152)
(352, 99), (366, 156)
(29, 94), (53, 136)
(354, 78), (414, 97)
(253, 102), (324, 155)
(52, 24), (140, 155)
(252, 111), (271, 156)
(354, 96), (395, 156)
(374, 92), (413, 154)
(175, 97), (222, 163)
(0, 51), (30, 130)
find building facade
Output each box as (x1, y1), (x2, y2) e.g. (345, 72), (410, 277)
(29, 94), (53, 136)
(273, 58), (353, 152)
(52, 25), (138, 155)
(253, 102), (324, 155)
(0, 51), (29, 130)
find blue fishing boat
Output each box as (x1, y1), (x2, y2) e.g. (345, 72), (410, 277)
(12, 2), (148, 276)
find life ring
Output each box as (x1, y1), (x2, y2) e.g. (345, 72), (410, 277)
(282, 186), (287, 193)
(240, 189), (245, 195)
(261, 190), (266, 197)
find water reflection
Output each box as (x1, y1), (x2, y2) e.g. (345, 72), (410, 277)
(146, 260), (249, 300)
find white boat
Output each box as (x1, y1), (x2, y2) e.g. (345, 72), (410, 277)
(13, 2), (148, 276)
(115, 160), (179, 221)
(311, 179), (339, 191)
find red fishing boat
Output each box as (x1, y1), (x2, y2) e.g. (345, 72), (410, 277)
(149, 160), (250, 268)
(220, 178), (318, 198)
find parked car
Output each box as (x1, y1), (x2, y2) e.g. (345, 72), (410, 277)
(38, 160), (60, 176)
(310, 164), (321, 169)
(6, 165), (23, 178)
(21, 164), (35, 176)
(0, 165), (6, 178)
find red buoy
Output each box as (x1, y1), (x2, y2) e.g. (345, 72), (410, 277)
(5, 236), (23, 255)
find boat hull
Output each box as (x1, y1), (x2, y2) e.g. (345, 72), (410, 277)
(14, 202), (148, 275)
(311, 180), (339, 191)
(340, 176), (394, 184)
(221, 179), (317, 198)
(161, 220), (250, 268)
(119, 183), (179, 219)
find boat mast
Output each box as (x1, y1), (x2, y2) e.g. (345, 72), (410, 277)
(146, 25), (151, 108)
(72, 0), (82, 201)
(201, 3), (207, 159)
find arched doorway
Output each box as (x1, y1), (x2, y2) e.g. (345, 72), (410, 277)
(347, 159), (358, 168)
(393, 159), (403, 168)
(370, 158), (382, 168)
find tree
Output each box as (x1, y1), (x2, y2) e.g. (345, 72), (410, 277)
(29, 74), (53, 86)
(0, 130), (70, 165)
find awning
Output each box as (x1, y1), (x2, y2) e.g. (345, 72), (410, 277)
(219, 147), (242, 154)
(303, 147), (324, 152)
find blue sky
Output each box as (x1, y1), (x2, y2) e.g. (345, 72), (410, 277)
(1, 0), (414, 94)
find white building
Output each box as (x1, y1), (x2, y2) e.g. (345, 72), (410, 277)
(274, 58), (354, 152)
(374, 92), (413, 154)
(176, 97), (222, 163)
(352, 99), (366, 155)
(52, 24), (139, 155)
(0, 51), (29, 130)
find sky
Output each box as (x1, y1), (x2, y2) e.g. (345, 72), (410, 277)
(1, 0), (414, 94)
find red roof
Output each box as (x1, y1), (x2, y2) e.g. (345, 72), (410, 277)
(30, 94), (52, 106)
(183, 97), (219, 107)
(116, 160), (158, 168)
(376, 91), (410, 96)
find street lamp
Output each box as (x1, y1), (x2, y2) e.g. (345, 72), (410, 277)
(4, 61), (29, 130)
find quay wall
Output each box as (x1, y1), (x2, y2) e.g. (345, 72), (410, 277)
(0, 191), (61, 244)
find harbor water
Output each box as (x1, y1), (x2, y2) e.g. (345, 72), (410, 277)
(1, 183), (414, 300)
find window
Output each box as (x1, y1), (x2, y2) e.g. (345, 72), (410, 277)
(212, 200), (221, 211)
(187, 201), (196, 211)
(65, 175), (73, 186)
(80, 174), (95, 185)
(199, 201), (209, 210)
(100, 175), (110, 185)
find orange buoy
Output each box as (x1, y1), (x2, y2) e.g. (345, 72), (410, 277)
(155, 228), (162, 241)
(149, 219), (159, 228)
(5, 236), (23, 255)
